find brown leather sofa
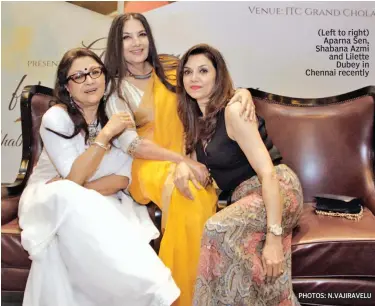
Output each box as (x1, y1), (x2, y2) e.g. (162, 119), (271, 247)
(251, 86), (375, 306)
(2, 84), (375, 305)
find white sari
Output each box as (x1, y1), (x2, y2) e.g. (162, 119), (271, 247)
(18, 106), (180, 306)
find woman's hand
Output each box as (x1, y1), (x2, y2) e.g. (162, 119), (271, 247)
(261, 235), (284, 284)
(183, 158), (210, 187)
(173, 161), (202, 200)
(101, 112), (134, 140)
(228, 88), (256, 121)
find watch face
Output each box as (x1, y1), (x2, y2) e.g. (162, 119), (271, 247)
(269, 224), (283, 235)
(275, 227), (282, 235)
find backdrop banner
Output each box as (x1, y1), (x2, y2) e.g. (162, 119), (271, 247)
(144, 1), (374, 96)
(2, 1), (374, 182)
(1, 1), (111, 182)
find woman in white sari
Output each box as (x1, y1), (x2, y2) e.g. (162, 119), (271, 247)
(18, 48), (180, 306)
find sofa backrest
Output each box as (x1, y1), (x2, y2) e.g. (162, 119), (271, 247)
(251, 86), (375, 215)
(18, 85), (54, 189)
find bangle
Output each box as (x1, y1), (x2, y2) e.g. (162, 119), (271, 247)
(127, 136), (142, 157)
(92, 141), (109, 151)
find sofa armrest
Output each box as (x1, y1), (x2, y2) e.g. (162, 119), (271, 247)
(0, 159), (30, 225)
(2, 179), (27, 197)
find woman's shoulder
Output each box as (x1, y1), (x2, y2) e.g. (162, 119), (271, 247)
(43, 104), (69, 119)
(225, 101), (242, 120)
(42, 105), (73, 130)
(105, 80), (132, 113)
(225, 102), (260, 136)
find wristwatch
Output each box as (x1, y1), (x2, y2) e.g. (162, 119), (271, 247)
(267, 224), (283, 236)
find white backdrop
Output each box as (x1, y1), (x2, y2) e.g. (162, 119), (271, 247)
(145, 1), (375, 96)
(2, 1), (375, 182)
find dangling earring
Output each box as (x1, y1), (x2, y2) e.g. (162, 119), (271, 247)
(69, 94), (77, 109)
(103, 85), (108, 102)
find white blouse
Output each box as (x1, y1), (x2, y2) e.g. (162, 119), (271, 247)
(27, 106), (132, 186)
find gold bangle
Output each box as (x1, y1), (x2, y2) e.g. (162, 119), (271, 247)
(92, 141), (109, 151)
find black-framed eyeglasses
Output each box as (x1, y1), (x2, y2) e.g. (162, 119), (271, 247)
(66, 67), (104, 84)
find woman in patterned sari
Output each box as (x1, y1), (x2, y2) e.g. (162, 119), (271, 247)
(176, 44), (303, 305)
(104, 13), (256, 306)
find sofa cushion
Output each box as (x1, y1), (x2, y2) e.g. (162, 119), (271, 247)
(1, 218), (31, 291)
(292, 204), (375, 278)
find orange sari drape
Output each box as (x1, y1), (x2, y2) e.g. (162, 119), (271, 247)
(128, 69), (217, 306)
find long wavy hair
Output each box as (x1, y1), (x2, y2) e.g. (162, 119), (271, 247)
(49, 48), (108, 143)
(104, 13), (177, 105)
(177, 44), (235, 155)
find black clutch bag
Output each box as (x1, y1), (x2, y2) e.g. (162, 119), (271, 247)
(314, 194), (363, 221)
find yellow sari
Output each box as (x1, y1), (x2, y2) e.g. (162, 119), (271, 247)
(128, 68), (217, 306)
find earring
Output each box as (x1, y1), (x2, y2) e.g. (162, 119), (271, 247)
(69, 95), (77, 109)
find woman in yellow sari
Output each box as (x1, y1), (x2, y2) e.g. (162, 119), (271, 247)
(104, 13), (255, 306)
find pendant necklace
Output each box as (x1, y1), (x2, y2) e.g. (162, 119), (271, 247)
(88, 120), (99, 145)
